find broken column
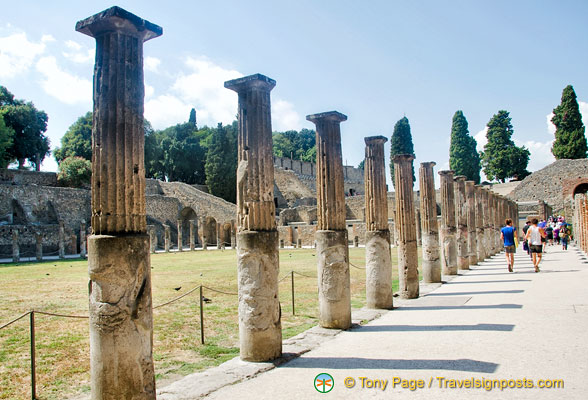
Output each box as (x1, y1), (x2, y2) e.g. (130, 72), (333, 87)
(394, 154), (419, 298)
(454, 175), (469, 270)
(189, 220), (196, 251)
(35, 231), (43, 261)
(363, 136), (393, 309)
(307, 111), (352, 327)
(177, 219), (183, 251)
(475, 185), (486, 261)
(12, 230), (19, 262)
(77, 6), (161, 399)
(225, 73), (281, 361)
(59, 221), (65, 259)
(80, 222), (87, 258)
(439, 170), (457, 275)
(164, 224), (170, 252)
(419, 162), (441, 283)
(465, 181), (478, 265)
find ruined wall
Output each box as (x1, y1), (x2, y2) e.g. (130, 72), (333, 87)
(0, 169), (58, 186)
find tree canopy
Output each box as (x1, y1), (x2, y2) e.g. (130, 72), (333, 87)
(449, 110), (481, 184)
(0, 116), (14, 168)
(54, 111), (92, 162)
(480, 110), (530, 182)
(57, 156), (92, 187)
(272, 128), (316, 162)
(205, 122), (237, 203)
(389, 116), (415, 187)
(551, 85), (587, 159)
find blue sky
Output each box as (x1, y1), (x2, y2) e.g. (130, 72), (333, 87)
(1, 0), (587, 187)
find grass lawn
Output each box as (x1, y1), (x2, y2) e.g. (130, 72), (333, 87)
(0, 246), (421, 400)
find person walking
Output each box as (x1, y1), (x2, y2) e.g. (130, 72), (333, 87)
(501, 218), (517, 272)
(525, 218), (546, 273)
(522, 221), (531, 257)
(560, 223), (569, 250)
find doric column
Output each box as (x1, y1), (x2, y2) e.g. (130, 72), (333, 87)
(147, 225), (156, 253)
(419, 162), (441, 283)
(80, 222), (87, 258)
(177, 219), (183, 251)
(394, 154), (419, 298)
(77, 6), (161, 399)
(225, 74), (281, 361)
(189, 220), (196, 251)
(454, 176), (469, 270)
(59, 221), (65, 259)
(415, 207), (422, 247)
(164, 224), (170, 252)
(35, 231), (43, 261)
(482, 188), (492, 257)
(465, 181), (478, 265)
(363, 136), (392, 309)
(439, 170), (457, 275)
(12, 230), (19, 263)
(475, 185), (486, 261)
(307, 111), (351, 327)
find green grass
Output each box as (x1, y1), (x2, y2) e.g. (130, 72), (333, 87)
(0, 247), (422, 399)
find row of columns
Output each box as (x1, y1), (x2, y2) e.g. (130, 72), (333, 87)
(573, 194), (588, 254)
(146, 220), (235, 253)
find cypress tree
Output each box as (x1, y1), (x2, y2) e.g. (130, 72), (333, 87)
(551, 85), (587, 159)
(449, 110), (481, 184)
(189, 108), (197, 128)
(389, 116), (415, 187)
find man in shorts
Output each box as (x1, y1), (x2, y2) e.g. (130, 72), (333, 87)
(525, 218), (546, 272)
(501, 218), (517, 272)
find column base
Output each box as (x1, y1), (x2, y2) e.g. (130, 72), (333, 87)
(365, 230), (393, 309)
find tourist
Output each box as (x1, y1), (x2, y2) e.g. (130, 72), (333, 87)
(560, 223), (569, 250)
(500, 218), (517, 272)
(545, 223), (554, 245)
(553, 224), (560, 245)
(522, 221), (531, 256)
(525, 218), (546, 273)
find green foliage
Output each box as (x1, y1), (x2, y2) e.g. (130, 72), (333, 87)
(480, 110), (530, 182)
(389, 116), (415, 187)
(205, 122), (237, 203)
(189, 108), (197, 128)
(357, 159), (365, 170)
(551, 85), (587, 159)
(0, 116), (14, 168)
(54, 112), (92, 162)
(0, 86), (50, 169)
(272, 128), (316, 162)
(449, 110), (481, 184)
(57, 156), (92, 187)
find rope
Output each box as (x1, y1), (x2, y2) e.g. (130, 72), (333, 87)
(0, 311), (30, 330)
(202, 286), (238, 296)
(153, 285), (201, 309)
(349, 261), (366, 270)
(34, 311), (88, 319)
(293, 271), (316, 278)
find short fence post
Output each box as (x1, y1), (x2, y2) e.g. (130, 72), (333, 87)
(291, 271), (295, 316)
(30, 310), (36, 400)
(199, 286), (205, 345)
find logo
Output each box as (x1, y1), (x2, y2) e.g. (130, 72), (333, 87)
(314, 373), (334, 393)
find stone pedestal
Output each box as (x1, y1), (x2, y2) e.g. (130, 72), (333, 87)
(80, 222), (87, 258)
(365, 230), (392, 308)
(226, 73), (282, 361)
(35, 231), (43, 261)
(88, 234), (154, 400)
(454, 176), (469, 270)
(177, 220), (183, 252)
(164, 225), (170, 252)
(307, 111), (351, 327)
(465, 181), (478, 265)
(475, 185), (486, 262)
(439, 170), (457, 275)
(419, 162), (441, 283)
(12, 230), (19, 262)
(394, 154), (419, 298)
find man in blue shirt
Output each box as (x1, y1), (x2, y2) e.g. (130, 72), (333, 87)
(501, 218), (517, 272)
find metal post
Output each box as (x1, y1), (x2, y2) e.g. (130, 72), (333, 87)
(291, 271), (295, 316)
(199, 286), (204, 345)
(30, 310), (36, 400)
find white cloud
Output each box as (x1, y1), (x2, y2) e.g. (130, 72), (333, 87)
(474, 127), (488, 152)
(546, 112), (556, 134)
(41, 34), (55, 43)
(35, 56), (92, 105)
(272, 99), (301, 131)
(62, 40), (93, 64)
(580, 101), (588, 127)
(0, 32), (46, 78)
(145, 56), (161, 73)
(515, 139), (554, 172)
(145, 84), (155, 99)
(145, 94), (192, 129)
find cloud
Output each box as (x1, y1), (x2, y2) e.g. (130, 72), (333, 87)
(41, 34), (55, 43)
(546, 112), (556, 134)
(35, 56), (92, 105)
(515, 139), (554, 172)
(0, 32), (46, 78)
(62, 40), (93, 64)
(580, 101), (588, 127)
(145, 84), (155, 99)
(474, 127), (488, 152)
(145, 56), (161, 73)
(272, 99), (301, 131)
(145, 94), (192, 129)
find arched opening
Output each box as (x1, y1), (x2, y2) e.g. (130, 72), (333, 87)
(221, 222), (232, 247)
(203, 216), (217, 245)
(179, 207), (198, 247)
(573, 183), (588, 196)
(11, 199), (27, 225)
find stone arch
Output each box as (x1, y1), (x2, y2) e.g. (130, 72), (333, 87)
(220, 222), (232, 246)
(11, 199), (27, 225)
(179, 207), (197, 246)
(573, 182), (588, 196)
(203, 216), (217, 245)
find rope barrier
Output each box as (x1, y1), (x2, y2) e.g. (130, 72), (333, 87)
(349, 261), (366, 270)
(153, 285), (201, 309)
(34, 310), (88, 319)
(201, 286), (238, 296)
(0, 311), (30, 330)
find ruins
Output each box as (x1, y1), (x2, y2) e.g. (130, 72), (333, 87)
(439, 170), (457, 275)
(419, 162), (441, 283)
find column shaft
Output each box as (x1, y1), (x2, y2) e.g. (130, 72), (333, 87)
(466, 181), (478, 265)
(454, 176), (469, 270)
(419, 162), (441, 283)
(439, 170), (457, 275)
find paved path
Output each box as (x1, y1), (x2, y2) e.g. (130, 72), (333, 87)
(161, 244), (588, 400)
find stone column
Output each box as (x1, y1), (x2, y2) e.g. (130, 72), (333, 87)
(279, 239), (285, 248)
(189, 220), (196, 251)
(475, 185), (486, 261)
(465, 181), (478, 265)
(419, 162), (441, 283)
(35, 231), (43, 261)
(177, 219), (183, 252)
(415, 207), (422, 247)
(394, 154), (419, 298)
(80, 222), (87, 258)
(164, 224), (170, 252)
(147, 225), (156, 253)
(77, 7), (161, 399)
(307, 111), (351, 327)
(482, 188), (492, 257)
(353, 236), (359, 247)
(71, 234), (78, 255)
(225, 73), (281, 361)
(59, 221), (65, 259)
(12, 230), (19, 262)
(363, 136), (392, 309)
(454, 176), (469, 270)
(439, 170), (457, 275)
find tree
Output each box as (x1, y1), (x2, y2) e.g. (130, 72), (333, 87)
(0, 115), (14, 168)
(0, 86), (50, 169)
(272, 128), (316, 162)
(551, 85), (587, 159)
(480, 110), (530, 182)
(389, 116), (415, 187)
(189, 108), (197, 128)
(54, 112), (92, 162)
(57, 156), (92, 187)
(449, 110), (481, 184)
(205, 122), (237, 203)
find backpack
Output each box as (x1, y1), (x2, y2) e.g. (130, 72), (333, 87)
(559, 229), (567, 238)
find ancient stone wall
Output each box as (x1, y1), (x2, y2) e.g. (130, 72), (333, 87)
(0, 168), (58, 186)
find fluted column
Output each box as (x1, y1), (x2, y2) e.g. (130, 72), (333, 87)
(307, 111), (351, 328)
(394, 154), (419, 298)
(35, 231), (43, 261)
(12, 230), (19, 263)
(482, 188), (492, 257)
(415, 207), (422, 247)
(475, 185), (486, 261)
(189, 220), (196, 251)
(439, 170), (457, 275)
(77, 6), (161, 400)
(80, 222), (87, 258)
(364, 136), (392, 309)
(419, 162), (441, 283)
(454, 176), (469, 270)
(465, 181), (478, 265)
(226, 74), (281, 361)
(177, 219), (183, 251)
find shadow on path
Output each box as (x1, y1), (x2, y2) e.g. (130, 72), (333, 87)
(397, 304), (522, 311)
(355, 323), (515, 332)
(445, 279), (531, 284)
(425, 290), (524, 296)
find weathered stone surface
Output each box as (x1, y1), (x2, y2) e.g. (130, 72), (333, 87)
(12, 229), (19, 262)
(465, 181), (478, 266)
(176, 219), (183, 251)
(439, 170), (457, 275)
(147, 225), (156, 253)
(454, 176), (469, 270)
(419, 162), (441, 283)
(236, 231), (281, 361)
(88, 234), (154, 400)
(59, 221), (65, 259)
(364, 136), (388, 231)
(189, 220), (196, 251)
(394, 154), (419, 298)
(164, 224), (170, 252)
(80, 221), (87, 258)
(35, 231), (42, 261)
(475, 185), (486, 261)
(316, 230), (351, 328)
(365, 230), (393, 309)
